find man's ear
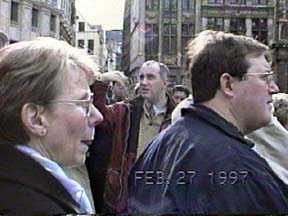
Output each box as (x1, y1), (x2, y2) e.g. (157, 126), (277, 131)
(219, 73), (238, 98)
(163, 78), (169, 87)
(21, 103), (48, 137)
(163, 80), (167, 87)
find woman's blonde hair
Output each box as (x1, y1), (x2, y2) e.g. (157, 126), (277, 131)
(0, 37), (99, 144)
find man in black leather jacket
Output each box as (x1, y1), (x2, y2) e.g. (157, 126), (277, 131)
(128, 30), (288, 214)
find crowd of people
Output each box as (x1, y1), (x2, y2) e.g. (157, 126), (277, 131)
(0, 30), (288, 215)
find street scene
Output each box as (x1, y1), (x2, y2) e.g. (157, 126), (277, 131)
(0, 0), (288, 215)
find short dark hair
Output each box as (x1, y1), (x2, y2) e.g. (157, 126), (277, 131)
(139, 60), (169, 81)
(172, 85), (190, 97)
(187, 30), (268, 103)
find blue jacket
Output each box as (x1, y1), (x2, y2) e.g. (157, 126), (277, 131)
(128, 104), (288, 214)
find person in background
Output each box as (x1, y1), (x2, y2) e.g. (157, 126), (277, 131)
(128, 30), (288, 214)
(109, 78), (128, 104)
(272, 93), (288, 130)
(0, 37), (103, 215)
(246, 92), (288, 186)
(172, 85), (190, 104)
(86, 60), (176, 213)
(134, 82), (140, 97)
(171, 94), (193, 123)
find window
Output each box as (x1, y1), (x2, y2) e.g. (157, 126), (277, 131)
(88, 40), (94, 54)
(10, 1), (19, 23)
(146, 0), (159, 10)
(207, 17), (224, 31)
(163, 23), (177, 55)
(163, 0), (177, 11)
(164, 0), (169, 9)
(281, 24), (288, 40)
(181, 23), (193, 54)
(145, 23), (159, 59)
(163, 36), (176, 55)
(181, 23), (193, 36)
(61, 0), (65, 9)
(207, 0), (223, 4)
(32, 8), (39, 28)
(79, 22), (85, 32)
(164, 23), (176, 34)
(229, 0), (246, 4)
(50, 14), (56, 32)
(252, 18), (268, 44)
(163, 0), (177, 19)
(230, 18), (246, 35)
(52, 0), (57, 7)
(252, 0), (267, 5)
(182, 0), (192, 11)
(78, 39), (84, 48)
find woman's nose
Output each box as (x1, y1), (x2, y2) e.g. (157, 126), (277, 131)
(89, 104), (103, 127)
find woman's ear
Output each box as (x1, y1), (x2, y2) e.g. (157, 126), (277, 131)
(21, 103), (48, 137)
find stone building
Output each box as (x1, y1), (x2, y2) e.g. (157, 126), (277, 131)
(271, 0), (288, 92)
(59, 0), (76, 45)
(75, 12), (106, 71)
(106, 30), (122, 71)
(122, 0), (276, 87)
(0, 0), (76, 48)
(121, 0), (132, 73)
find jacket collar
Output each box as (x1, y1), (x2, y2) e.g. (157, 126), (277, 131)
(131, 94), (175, 121)
(182, 103), (254, 148)
(165, 94), (177, 120)
(0, 144), (80, 212)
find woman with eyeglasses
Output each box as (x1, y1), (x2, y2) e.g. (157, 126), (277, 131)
(0, 37), (103, 215)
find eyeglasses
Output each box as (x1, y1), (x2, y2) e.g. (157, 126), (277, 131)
(243, 71), (276, 85)
(47, 93), (94, 118)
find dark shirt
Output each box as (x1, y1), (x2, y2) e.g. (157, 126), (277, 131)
(128, 104), (288, 214)
(0, 143), (80, 215)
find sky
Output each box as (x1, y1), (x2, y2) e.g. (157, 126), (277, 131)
(75, 0), (125, 30)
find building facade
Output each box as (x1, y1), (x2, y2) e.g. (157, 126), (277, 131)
(105, 30), (122, 71)
(59, 0), (76, 45)
(271, 0), (288, 93)
(122, 0), (132, 74)
(75, 12), (106, 71)
(123, 0), (277, 87)
(0, 0), (75, 48)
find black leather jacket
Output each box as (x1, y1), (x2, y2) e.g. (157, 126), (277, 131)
(128, 104), (288, 214)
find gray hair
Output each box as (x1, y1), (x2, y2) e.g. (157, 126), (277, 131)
(272, 93), (288, 128)
(140, 60), (169, 80)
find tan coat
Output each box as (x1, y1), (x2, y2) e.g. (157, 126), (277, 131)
(247, 116), (288, 185)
